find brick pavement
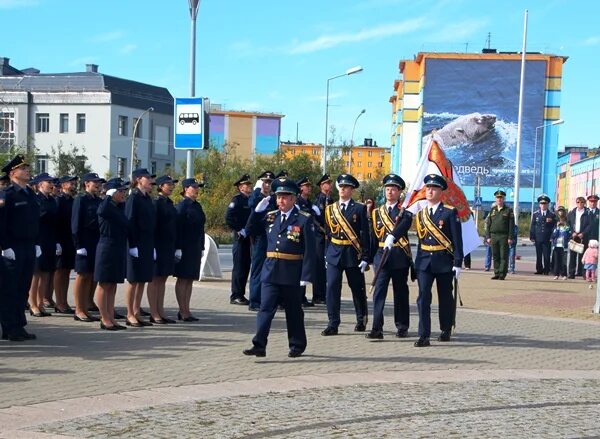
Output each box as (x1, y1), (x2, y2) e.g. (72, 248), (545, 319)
(1, 270), (600, 437)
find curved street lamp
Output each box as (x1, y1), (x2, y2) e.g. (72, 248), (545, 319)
(130, 107), (154, 177)
(351, 109), (366, 147)
(322, 65), (363, 172)
(530, 118), (564, 217)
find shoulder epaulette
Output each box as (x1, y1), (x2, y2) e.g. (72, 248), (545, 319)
(298, 210), (311, 217)
(267, 209), (279, 216)
(444, 204), (455, 210)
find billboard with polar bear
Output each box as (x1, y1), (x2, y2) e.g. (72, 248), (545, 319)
(422, 58), (547, 187)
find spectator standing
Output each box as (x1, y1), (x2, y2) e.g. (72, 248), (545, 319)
(582, 239), (598, 289)
(551, 206), (570, 279)
(567, 197), (590, 278)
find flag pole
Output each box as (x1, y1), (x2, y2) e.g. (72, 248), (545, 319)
(513, 9), (528, 218)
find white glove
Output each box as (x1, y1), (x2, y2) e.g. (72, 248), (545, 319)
(153, 248), (157, 260)
(239, 229), (247, 238)
(453, 266), (461, 279)
(174, 249), (182, 260)
(383, 234), (395, 250)
(358, 261), (368, 273)
(35, 245), (42, 258)
(300, 280), (311, 287)
(76, 248), (87, 256)
(311, 205), (321, 216)
(129, 247), (139, 258)
(106, 188), (117, 197)
(255, 195), (271, 213)
(2, 248), (15, 260)
(56, 243), (62, 256)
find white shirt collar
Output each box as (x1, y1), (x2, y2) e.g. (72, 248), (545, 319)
(427, 202), (441, 213)
(385, 201), (397, 209)
(280, 206), (294, 218)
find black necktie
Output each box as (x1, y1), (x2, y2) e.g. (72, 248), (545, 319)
(341, 203), (346, 213)
(281, 214), (286, 224)
(388, 206), (393, 216)
(429, 208), (434, 218)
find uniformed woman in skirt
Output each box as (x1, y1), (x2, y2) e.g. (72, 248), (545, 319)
(93, 178), (129, 331)
(147, 175), (178, 324)
(124, 168), (156, 327)
(28, 173), (58, 317)
(174, 178), (206, 321)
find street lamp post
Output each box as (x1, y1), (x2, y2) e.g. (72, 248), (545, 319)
(130, 107), (154, 177)
(530, 119), (564, 217)
(351, 109), (366, 147)
(186, 0), (200, 179)
(322, 65), (363, 172)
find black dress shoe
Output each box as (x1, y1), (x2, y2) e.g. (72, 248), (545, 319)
(243, 347), (266, 357)
(230, 297), (249, 305)
(149, 317), (167, 324)
(414, 337), (430, 347)
(21, 330), (36, 340)
(354, 323), (366, 332)
(365, 330), (383, 340)
(125, 320), (143, 328)
(312, 298), (326, 305)
(534, 271), (543, 275)
(74, 315), (94, 322)
(491, 275), (500, 280)
(396, 329), (408, 338)
(88, 304), (100, 312)
(7, 333), (26, 342)
(114, 312), (126, 320)
(29, 309), (51, 317)
(161, 317), (176, 324)
(498, 275), (506, 280)
(438, 331), (451, 342)
(137, 319), (153, 327)
(54, 306), (75, 314)
(302, 301), (315, 308)
(248, 306), (259, 312)
(321, 327), (338, 336)
(568, 275), (575, 279)
(100, 323), (119, 331)
(288, 350), (303, 358)
(139, 308), (151, 317)
(182, 315), (199, 322)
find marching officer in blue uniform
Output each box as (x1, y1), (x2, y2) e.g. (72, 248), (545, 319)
(247, 171), (276, 311)
(72, 172), (104, 322)
(414, 174), (463, 347)
(0, 155), (40, 341)
(322, 174), (370, 336)
(530, 194), (556, 275)
(243, 177), (316, 358)
(367, 173), (413, 340)
(312, 174), (334, 305)
(226, 174), (253, 305)
(296, 176), (321, 307)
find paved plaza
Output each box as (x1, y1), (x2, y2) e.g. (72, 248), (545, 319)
(1, 258), (600, 437)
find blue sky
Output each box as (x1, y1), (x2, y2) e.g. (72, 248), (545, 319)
(1, 0), (598, 149)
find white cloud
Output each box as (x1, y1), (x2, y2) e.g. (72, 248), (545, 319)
(582, 36), (600, 46)
(288, 18), (428, 54)
(120, 44), (137, 55)
(91, 30), (124, 43)
(425, 19), (488, 43)
(69, 56), (97, 68)
(0, 0), (38, 8)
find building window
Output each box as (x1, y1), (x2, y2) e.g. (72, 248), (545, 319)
(76, 113), (86, 133)
(368, 151), (373, 157)
(357, 151), (362, 157)
(118, 116), (128, 136)
(345, 161), (350, 167)
(367, 172), (372, 179)
(0, 112), (16, 151)
(36, 113), (49, 133)
(59, 113), (69, 133)
(344, 150), (349, 156)
(312, 148), (318, 155)
(150, 161), (157, 175)
(357, 161), (362, 167)
(35, 155), (49, 173)
(378, 162), (383, 168)
(117, 157), (127, 178)
(133, 117), (142, 138)
(164, 163), (171, 172)
(357, 173), (363, 179)
(367, 162), (372, 167)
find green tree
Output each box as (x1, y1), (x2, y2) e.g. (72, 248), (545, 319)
(49, 142), (92, 177)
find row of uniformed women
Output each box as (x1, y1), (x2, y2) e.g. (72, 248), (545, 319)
(94, 171), (206, 330)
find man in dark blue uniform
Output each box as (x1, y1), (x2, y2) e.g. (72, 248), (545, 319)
(226, 174), (253, 305)
(312, 174), (333, 305)
(584, 194), (599, 241)
(367, 173), (413, 340)
(247, 171), (275, 311)
(296, 176), (322, 307)
(414, 174), (463, 347)
(243, 177), (315, 358)
(322, 174), (370, 336)
(71, 172), (104, 322)
(530, 194), (556, 275)
(0, 155), (40, 341)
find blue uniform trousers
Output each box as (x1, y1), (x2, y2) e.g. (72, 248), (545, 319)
(249, 235), (267, 308)
(230, 235), (251, 300)
(313, 235), (326, 302)
(416, 269), (454, 338)
(485, 245), (492, 270)
(0, 243), (35, 335)
(252, 282), (306, 352)
(372, 266), (410, 332)
(326, 264), (368, 329)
